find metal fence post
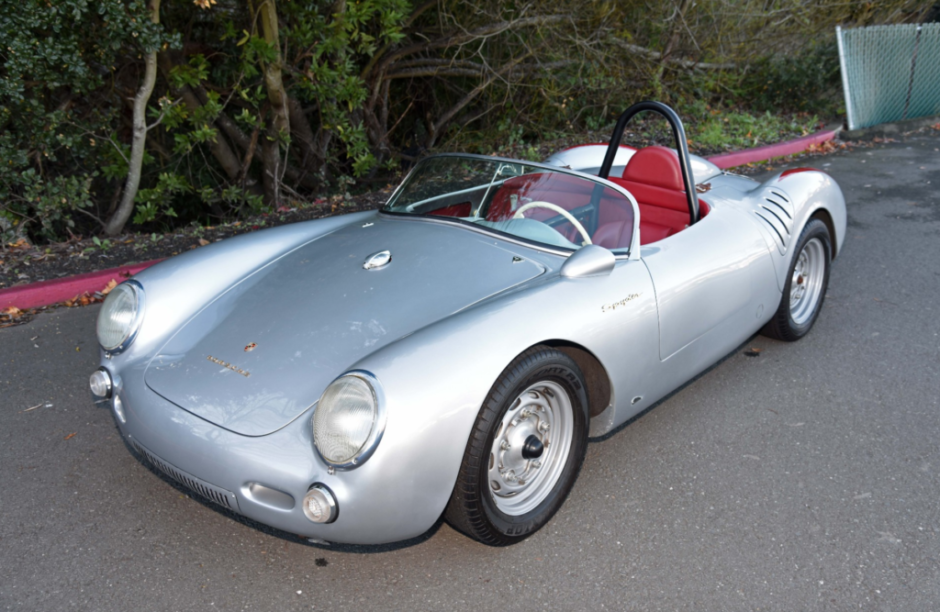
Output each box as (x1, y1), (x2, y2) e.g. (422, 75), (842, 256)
(836, 26), (856, 130)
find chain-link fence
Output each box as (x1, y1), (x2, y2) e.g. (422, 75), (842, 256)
(837, 23), (940, 130)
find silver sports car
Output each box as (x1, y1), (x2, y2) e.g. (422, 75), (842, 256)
(89, 102), (845, 546)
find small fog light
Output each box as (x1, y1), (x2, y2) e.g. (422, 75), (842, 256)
(302, 484), (338, 524)
(89, 369), (112, 399)
(112, 395), (126, 424)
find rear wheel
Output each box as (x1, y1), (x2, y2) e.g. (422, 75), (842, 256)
(444, 346), (589, 545)
(762, 219), (831, 341)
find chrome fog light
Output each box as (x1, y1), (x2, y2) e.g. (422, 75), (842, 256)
(302, 484), (338, 524)
(112, 394), (126, 424)
(89, 369), (112, 399)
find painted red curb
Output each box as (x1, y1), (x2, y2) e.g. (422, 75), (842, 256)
(0, 259), (163, 311)
(707, 129), (837, 169)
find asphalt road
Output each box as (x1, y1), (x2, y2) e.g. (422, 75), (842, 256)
(2, 133), (939, 611)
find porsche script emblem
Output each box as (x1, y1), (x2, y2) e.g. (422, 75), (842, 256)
(601, 293), (642, 313)
(206, 355), (251, 378)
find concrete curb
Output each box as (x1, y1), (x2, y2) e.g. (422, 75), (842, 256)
(0, 127), (848, 312)
(707, 128), (838, 170)
(840, 115), (940, 141)
(0, 259), (162, 311)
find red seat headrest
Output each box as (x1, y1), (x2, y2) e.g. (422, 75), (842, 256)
(622, 146), (685, 192)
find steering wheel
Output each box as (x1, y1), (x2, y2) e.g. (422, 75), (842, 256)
(513, 201), (592, 245)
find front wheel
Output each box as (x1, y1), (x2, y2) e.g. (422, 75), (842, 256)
(444, 346), (589, 545)
(762, 218), (832, 341)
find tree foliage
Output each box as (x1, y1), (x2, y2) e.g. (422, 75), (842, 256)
(1, 0), (934, 242)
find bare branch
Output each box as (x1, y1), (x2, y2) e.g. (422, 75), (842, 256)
(145, 97), (183, 131)
(375, 14), (569, 81)
(429, 52), (532, 148)
(611, 39), (736, 70)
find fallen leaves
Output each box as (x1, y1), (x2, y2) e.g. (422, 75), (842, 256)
(63, 432), (77, 441)
(804, 140), (843, 155)
(101, 279), (118, 296)
(744, 347), (762, 357)
(6, 238), (31, 251)
(64, 293), (98, 307)
(0, 306), (28, 328)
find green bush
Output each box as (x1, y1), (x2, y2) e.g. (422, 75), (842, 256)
(743, 41), (843, 116)
(0, 0), (172, 243)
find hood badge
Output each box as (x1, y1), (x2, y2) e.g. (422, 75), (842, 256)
(207, 355), (251, 378)
(363, 250), (392, 270)
(244, 342), (257, 352)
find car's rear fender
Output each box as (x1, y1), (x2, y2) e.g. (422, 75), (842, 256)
(745, 170), (846, 291)
(772, 169), (846, 258)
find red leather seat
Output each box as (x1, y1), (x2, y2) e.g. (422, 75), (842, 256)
(607, 146), (709, 245)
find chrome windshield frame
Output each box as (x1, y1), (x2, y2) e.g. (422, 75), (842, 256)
(380, 153), (641, 260)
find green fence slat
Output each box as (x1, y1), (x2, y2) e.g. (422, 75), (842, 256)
(838, 24), (940, 130)
(906, 24), (940, 121)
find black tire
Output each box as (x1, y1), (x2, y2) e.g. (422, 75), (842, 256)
(444, 346), (589, 546)
(761, 218), (832, 341)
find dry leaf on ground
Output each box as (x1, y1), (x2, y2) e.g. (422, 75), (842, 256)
(101, 279), (118, 295)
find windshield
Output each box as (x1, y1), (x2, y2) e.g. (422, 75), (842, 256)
(382, 155), (635, 253)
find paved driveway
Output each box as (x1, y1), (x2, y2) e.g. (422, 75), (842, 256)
(2, 133), (939, 611)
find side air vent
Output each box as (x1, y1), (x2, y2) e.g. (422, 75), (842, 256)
(131, 439), (240, 512)
(755, 189), (795, 254)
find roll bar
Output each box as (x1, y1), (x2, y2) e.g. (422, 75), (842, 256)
(598, 101), (699, 225)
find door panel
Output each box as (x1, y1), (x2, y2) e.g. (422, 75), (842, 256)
(641, 209), (779, 360)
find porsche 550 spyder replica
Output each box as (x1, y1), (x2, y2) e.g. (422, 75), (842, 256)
(90, 102), (845, 546)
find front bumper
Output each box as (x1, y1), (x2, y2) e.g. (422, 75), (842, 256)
(103, 363), (445, 545)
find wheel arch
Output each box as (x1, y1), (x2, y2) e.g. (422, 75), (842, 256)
(540, 340), (613, 419)
(810, 207), (838, 259)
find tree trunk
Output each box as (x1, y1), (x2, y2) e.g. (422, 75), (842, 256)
(660, 0), (692, 64)
(157, 54), (249, 189)
(175, 85), (244, 181)
(258, 0), (290, 206)
(104, 0), (160, 237)
(286, 96), (322, 183)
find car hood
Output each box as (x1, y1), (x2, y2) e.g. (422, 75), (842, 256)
(144, 216), (546, 436)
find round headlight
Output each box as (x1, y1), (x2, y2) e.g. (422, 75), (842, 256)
(96, 281), (144, 352)
(312, 372), (385, 469)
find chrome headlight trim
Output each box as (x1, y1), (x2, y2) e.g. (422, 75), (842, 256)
(311, 370), (387, 471)
(96, 280), (145, 354)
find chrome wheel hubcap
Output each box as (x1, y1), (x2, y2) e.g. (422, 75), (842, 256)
(488, 381), (573, 516)
(789, 237), (826, 325)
